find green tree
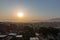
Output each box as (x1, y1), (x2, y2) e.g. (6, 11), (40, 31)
(23, 26), (35, 40)
(39, 27), (60, 39)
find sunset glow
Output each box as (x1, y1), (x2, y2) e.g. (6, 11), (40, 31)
(17, 12), (23, 17)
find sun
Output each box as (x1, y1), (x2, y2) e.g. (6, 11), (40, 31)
(17, 12), (23, 17)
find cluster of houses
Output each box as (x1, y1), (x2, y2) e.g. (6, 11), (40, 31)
(0, 33), (39, 40)
(0, 32), (60, 40)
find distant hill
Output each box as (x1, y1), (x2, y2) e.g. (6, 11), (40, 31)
(46, 18), (60, 22)
(50, 18), (60, 20)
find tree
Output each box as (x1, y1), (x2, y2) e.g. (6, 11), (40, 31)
(39, 27), (60, 39)
(48, 27), (59, 37)
(23, 26), (35, 40)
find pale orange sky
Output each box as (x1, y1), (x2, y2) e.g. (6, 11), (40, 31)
(0, 0), (60, 22)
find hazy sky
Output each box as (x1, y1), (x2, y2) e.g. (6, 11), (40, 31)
(0, 0), (60, 22)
